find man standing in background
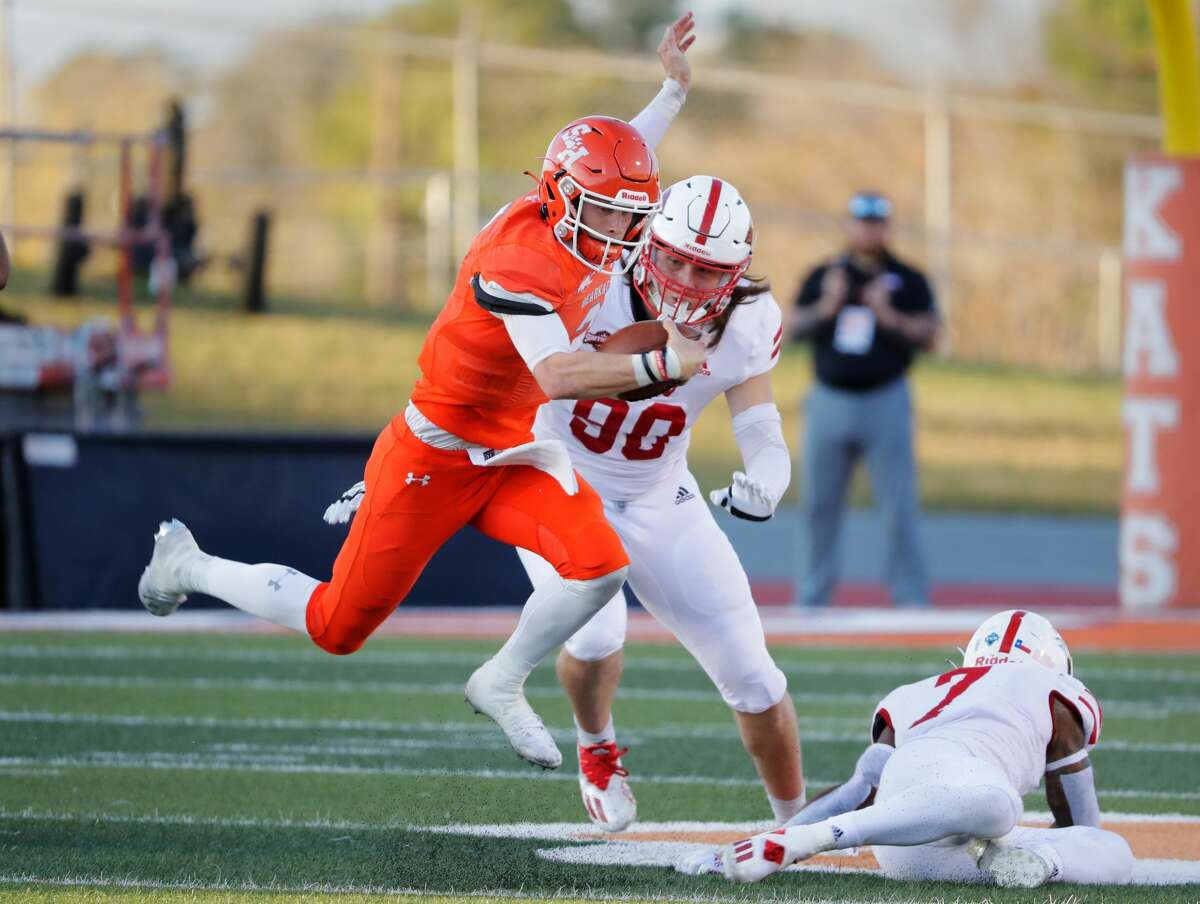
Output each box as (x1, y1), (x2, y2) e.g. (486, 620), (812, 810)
(788, 192), (941, 608)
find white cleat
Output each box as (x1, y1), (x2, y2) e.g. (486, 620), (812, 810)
(975, 840), (1055, 888)
(577, 742), (636, 832)
(137, 519), (206, 617)
(464, 659), (562, 769)
(722, 822), (835, 884)
(674, 846), (724, 876)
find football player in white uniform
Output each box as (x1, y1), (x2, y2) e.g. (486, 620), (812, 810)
(517, 176), (803, 832)
(702, 610), (1133, 889)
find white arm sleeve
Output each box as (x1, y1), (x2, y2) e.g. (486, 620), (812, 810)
(1059, 766), (1102, 828)
(629, 78), (687, 149)
(731, 402), (791, 505)
(785, 743), (894, 827)
(500, 310), (572, 371)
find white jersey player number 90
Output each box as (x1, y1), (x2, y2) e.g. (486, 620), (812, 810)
(569, 399), (686, 460)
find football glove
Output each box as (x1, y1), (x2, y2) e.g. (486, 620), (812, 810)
(323, 480), (365, 525)
(709, 471), (776, 522)
(674, 846), (724, 876)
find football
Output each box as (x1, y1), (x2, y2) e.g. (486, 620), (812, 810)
(597, 321), (692, 401)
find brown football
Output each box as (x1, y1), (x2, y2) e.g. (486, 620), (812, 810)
(597, 321), (690, 402)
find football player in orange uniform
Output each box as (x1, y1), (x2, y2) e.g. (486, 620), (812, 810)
(138, 14), (705, 769)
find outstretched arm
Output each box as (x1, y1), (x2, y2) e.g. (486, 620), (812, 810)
(1045, 697), (1101, 828)
(711, 374), (791, 521)
(785, 733), (895, 827)
(629, 12), (695, 149)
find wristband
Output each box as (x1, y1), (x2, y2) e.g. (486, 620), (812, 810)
(632, 354), (656, 387)
(662, 346), (682, 379)
(633, 347), (683, 386)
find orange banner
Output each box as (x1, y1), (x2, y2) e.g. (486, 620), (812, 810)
(1121, 155), (1200, 608)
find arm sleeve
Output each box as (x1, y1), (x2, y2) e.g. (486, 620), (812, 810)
(500, 310), (573, 371)
(629, 78), (687, 149)
(1059, 766), (1102, 828)
(731, 403), (790, 506)
(784, 744), (895, 828)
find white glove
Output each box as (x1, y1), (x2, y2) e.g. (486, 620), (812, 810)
(674, 845), (724, 876)
(709, 470), (776, 522)
(323, 480), (365, 525)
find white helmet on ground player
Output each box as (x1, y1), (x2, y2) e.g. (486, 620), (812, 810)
(633, 175), (754, 325)
(963, 609), (1072, 675)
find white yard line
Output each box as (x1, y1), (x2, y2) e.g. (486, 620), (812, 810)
(1, 709), (1195, 753)
(0, 752), (809, 787)
(0, 673), (881, 706)
(0, 751), (1196, 800)
(2, 671), (1195, 713)
(4, 808), (1198, 832)
(6, 642), (1199, 684)
(0, 709), (863, 736)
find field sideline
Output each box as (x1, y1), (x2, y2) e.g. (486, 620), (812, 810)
(0, 612), (1197, 903)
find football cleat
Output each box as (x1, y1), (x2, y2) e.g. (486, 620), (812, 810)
(464, 659), (562, 769)
(975, 839), (1055, 888)
(577, 742), (636, 831)
(137, 519), (206, 617)
(722, 822), (835, 884)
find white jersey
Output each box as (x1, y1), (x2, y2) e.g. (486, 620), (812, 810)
(533, 277), (783, 500)
(871, 664), (1102, 797)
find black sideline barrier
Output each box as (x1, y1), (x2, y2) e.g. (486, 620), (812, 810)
(1, 431), (534, 610)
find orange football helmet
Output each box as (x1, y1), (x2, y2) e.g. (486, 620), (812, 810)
(538, 116), (661, 273)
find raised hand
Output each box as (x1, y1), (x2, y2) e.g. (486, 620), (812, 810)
(658, 11), (696, 93)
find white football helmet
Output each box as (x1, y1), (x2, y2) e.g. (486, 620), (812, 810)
(963, 609), (1072, 675)
(633, 175), (754, 325)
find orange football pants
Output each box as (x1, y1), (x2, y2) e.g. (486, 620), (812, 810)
(305, 416), (628, 655)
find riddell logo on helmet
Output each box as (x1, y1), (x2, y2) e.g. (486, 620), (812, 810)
(973, 654), (1012, 666)
(615, 189), (650, 203)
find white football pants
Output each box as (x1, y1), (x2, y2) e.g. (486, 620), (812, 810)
(861, 739), (1133, 885)
(516, 469), (787, 714)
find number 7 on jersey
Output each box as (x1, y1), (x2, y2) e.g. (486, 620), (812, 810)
(909, 666), (991, 729)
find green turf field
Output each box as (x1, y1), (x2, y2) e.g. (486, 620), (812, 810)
(0, 630), (1196, 902)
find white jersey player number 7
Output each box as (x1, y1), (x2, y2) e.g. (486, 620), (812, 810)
(873, 661), (1102, 800)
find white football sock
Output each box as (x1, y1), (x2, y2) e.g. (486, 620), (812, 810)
(489, 566), (628, 687)
(768, 791), (807, 824)
(576, 715), (616, 747)
(190, 555), (316, 635)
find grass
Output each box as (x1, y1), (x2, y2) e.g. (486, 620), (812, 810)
(0, 630), (1196, 903)
(3, 280), (1122, 515)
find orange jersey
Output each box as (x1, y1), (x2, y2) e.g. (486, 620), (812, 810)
(411, 193), (609, 449)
